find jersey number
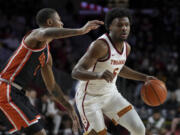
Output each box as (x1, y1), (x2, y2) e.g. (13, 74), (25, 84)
(33, 52), (46, 76)
(113, 68), (119, 76)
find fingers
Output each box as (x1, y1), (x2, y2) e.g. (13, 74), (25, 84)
(146, 76), (158, 82)
(103, 70), (114, 83)
(75, 114), (81, 130)
(71, 113), (82, 133)
(90, 20), (104, 25)
(72, 120), (79, 133)
(87, 20), (104, 29)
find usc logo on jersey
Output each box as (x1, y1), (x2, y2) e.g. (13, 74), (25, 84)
(111, 59), (125, 65)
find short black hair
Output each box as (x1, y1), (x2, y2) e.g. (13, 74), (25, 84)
(105, 8), (132, 31)
(36, 8), (57, 26)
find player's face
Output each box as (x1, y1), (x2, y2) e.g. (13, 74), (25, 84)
(110, 17), (130, 41)
(51, 12), (64, 28)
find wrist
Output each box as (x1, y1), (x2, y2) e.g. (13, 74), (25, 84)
(78, 28), (84, 35)
(142, 75), (148, 82)
(96, 72), (100, 79)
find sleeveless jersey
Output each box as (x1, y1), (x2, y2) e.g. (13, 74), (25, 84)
(0, 33), (49, 88)
(77, 33), (128, 95)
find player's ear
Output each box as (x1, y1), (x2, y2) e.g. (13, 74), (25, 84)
(46, 18), (53, 26)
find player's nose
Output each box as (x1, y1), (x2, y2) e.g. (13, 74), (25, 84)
(122, 26), (127, 31)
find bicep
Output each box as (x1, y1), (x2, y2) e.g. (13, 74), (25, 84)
(74, 52), (98, 71)
(74, 40), (108, 70)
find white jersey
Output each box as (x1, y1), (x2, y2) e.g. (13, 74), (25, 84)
(77, 33), (128, 95)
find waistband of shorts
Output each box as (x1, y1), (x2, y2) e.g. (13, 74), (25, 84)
(0, 78), (23, 90)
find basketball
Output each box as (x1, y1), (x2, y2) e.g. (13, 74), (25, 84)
(141, 79), (167, 107)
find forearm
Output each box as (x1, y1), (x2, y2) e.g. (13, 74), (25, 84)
(49, 83), (73, 112)
(43, 28), (83, 39)
(119, 65), (147, 81)
(72, 68), (98, 81)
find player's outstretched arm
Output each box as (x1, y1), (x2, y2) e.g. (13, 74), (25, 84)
(35, 20), (104, 41)
(119, 43), (156, 81)
(119, 65), (148, 81)
(41, 53), (80, 132)
(72, 40), (114, 83)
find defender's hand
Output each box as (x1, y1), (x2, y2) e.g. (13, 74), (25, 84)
(97, 70), (114, 83)
(69, 110), (81, 133)
(81, 20), (104, 34)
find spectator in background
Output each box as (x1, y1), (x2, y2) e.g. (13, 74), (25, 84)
(0, 123), (8, 135)
(175, 78), (180, 103)
(26, 88), (38, 107)
(38, 94), (62, 135)
(170, 104), (180, 135)
(164, 92), (178, 120)
(2, 34), (19, 50)
(146, 110), (165, 135)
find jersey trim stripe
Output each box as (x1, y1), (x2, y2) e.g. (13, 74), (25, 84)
(106, 33), (124, 55)
(125, 42), (128, 58)
(1, 45), (32, 81)
(0, 83), (40, 133)
(0, 106), (17, 133)
(117, 105), (132, 118)
(82, 82), (89, 131)
(8, 85), (39, 126)
(21, 32), (47, 52)
(82, 62), (97, 131)
(7, 85), (30, 126)
(0, 44), (24, 76)
(10, 50), (32, 82)
(22, 39), (47, 52)
(98, 39), (111, 62)
(0, 83), (27, 130)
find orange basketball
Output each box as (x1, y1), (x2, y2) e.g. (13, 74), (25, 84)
(141, 79), (167, 107)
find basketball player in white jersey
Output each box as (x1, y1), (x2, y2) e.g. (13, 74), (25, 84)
(72, 8), (156, 135)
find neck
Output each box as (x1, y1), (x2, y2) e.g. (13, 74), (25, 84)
(109, 32), (124, 47)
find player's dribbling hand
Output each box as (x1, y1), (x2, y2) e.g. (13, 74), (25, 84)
(69, 110), (81, 133)
(97, 70), (114, 83)
(145, 76), (158, 82)
(81, 20), (104, 34)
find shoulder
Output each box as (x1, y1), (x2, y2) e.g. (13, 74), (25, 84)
(87, 39), (109, 58)
(23, 29), (40, 42)
(26, 28), (50, 42)
(125, 42), (131, 56)
(92, 39), (109, 50)
(24, 28), (49, 49)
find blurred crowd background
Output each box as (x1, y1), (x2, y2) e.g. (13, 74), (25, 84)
(0, 0), (179, 135)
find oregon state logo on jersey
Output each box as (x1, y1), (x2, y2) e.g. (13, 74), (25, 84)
(33, 52), (46, 76)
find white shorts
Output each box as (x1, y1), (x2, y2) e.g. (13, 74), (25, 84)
(75, 88), (133, 133)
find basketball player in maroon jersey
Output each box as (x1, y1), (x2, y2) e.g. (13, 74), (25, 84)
(72, 8), (156, 135)
(0, 8), (103, 135)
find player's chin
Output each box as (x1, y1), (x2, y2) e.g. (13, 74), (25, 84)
(120, 35), (128, 40)
(119, 37), (127, 41)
